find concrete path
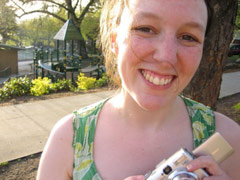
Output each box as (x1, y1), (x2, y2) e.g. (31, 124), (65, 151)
(0, 90), (116, 163)
(219, 71), (240, 98)
(0, 71), (239, 163)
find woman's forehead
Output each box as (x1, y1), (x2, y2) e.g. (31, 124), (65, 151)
(126, 0), (207, 16)
(122, 0), (208, 28)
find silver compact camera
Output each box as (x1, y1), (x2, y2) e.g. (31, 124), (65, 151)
(146, 132), (234, 180)
(146, 148), (208, 180)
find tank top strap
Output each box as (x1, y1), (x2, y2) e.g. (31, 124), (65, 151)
(181, 96), (216, 148)
(72, 99), (107, 180)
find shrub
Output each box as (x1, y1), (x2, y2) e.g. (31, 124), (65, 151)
(0, 161), (8, 167)
(95, 73), (109, 88)
(77, 73), (96, 90)
(0, 72), (110, 102)
(0, 76), (31, 101)
(233, 102), (240, 110)
(0, 89), (7, 101)
(56, 79), (74, 91)
(49, 79), (74, 93)
(30, 77), (51, 96)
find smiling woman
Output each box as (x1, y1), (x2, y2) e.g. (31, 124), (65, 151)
(36, 0), (240, 180)
(113, 0), (207, 110)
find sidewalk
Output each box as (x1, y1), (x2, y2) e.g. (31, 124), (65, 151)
(0, 71), (240, 163)
(219, 71), (240, 98)
(0, 90), (116, 163)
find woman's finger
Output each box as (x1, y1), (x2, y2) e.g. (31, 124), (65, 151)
(186, 155), (231, 179)
(124, 175), (145, 180)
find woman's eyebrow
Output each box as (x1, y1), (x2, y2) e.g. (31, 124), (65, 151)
(134, 11), (161, 20)
(183, 22), (205, 33)
(133, 12), (205, 33)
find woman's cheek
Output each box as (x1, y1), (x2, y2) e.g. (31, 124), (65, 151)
(128, 35), (155, 58)
(180, 46), (203, 70)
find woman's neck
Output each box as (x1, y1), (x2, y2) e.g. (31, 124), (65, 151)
(109, 89), (182, 131)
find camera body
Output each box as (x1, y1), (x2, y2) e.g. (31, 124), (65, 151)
(146, 148), (208, 180)
(146, 132), (234, 180)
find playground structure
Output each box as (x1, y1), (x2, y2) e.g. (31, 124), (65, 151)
(34, 19), (104, 82)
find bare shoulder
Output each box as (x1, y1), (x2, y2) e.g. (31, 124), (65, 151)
(214, 112), (240, 179)
(214, 111), (240, 142)
(51, 113), (74, 138)
(37, 114), (74, 180)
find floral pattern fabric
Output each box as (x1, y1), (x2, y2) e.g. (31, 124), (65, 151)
(182, 96), (216, 147)
(72, 96), (215, 180)
(72, 100), (106, 180)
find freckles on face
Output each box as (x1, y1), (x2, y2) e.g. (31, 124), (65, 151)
(114, 0), (208, 109)
(176, 45), (203, 86)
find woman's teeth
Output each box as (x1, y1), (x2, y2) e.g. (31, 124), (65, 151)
(142, 70), (172, 86)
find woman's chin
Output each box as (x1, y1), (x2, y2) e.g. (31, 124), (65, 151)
(135, 95), (174, 112)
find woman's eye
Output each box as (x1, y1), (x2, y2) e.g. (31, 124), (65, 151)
(133, 27), (154, 33)
(181, 35), (197, 42)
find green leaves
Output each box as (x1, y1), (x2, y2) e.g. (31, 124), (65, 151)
(30, 77), (51, 96)
(77, 73), (96, 90)
(0, 76), (31, 101)
(0, 0), (17, 44)
(76, 73), (109, 90)
(233, 102), (240, 110)
(0, 73), (109, 102)
(30, 77), (75, 96)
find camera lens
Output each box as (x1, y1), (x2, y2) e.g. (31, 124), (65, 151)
(168, 169), (198, 180)
(163, 165), (172, 175)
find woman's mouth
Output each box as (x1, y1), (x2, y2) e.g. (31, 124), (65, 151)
(141, 70), (175, 86)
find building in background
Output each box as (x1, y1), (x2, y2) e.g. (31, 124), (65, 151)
(0, 44), (23, 77)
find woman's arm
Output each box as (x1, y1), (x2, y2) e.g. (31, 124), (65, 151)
(36, 114), (74, 180)
(215, 112), (240, 179)
(187, 112), (240, 180)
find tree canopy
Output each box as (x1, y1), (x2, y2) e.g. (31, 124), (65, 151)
(17, 16), (64, 47)
(0, 0), (18, 44)
(11, 0), (100, 28)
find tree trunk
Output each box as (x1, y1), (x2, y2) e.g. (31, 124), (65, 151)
(71, 16), (88, 58)
(183, 0), (238, 109)
(79, 28), (88, 58)
(1, 34), (9, 44)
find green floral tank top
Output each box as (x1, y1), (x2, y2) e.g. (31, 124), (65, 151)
(72, 96), (215, 180)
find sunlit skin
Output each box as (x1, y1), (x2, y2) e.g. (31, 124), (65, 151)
(36, 0), (240, 180)
(115, 0), (207, 112)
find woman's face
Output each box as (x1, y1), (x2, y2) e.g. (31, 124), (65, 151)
(115, 0), (208, 110)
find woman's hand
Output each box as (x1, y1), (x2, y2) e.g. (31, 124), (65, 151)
(124, 175), (145, 180)
(187, 155), (232, 180)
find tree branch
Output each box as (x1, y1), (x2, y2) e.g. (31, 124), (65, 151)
(19, 10), (67, 22)
(74, 0), (80, 10)
(16, 0), (71, 12)
(78, 0), (96, 24)
(10, 0), (26, 12)
(65, 0), (76, 19)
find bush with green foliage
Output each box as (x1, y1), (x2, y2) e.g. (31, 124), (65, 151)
(30, 77), (51, 96)
(77, 73), (109, 90)
(30, 78), (75, 96)
(50, 79), (75, 93)
(77, 73), (97, 90)
(233, 102), (240, 122)
(95, 73), (109, 88)
(233, 102), (240, 110)
(0, 73), (109, 102)
(0, 76), (31, 101)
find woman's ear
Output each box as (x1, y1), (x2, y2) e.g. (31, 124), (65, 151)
(111, 33), (118, 55)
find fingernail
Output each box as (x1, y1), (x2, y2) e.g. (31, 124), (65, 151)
(137, 175), (145, 180)
(186, 164), (193, 170)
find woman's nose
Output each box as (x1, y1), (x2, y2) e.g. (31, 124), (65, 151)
(152, 36), (178, 65)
